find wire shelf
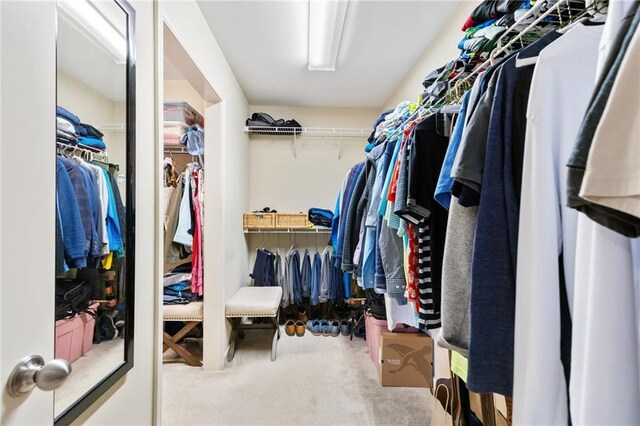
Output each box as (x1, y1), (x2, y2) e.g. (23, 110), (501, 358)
(245, 126), (369, 139)
(244, 228), (331, 234)
(56, 141), (109, 162)
(164, 145), (190, 154)
(96, 123), (126, 133)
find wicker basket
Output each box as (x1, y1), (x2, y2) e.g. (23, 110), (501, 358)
(275, 213), (308, 229)
(243, 213), (276, 229)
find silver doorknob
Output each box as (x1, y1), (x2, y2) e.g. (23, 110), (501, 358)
(7, 355), (72, 397)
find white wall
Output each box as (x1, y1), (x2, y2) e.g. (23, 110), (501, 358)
(164, 79), (205, 117)
(383, 1), (476, 110)
(248, 105), (378, 213)
(159, 0), (250, 375)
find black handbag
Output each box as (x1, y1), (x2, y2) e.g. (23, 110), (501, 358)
(55, 279), (96, 321)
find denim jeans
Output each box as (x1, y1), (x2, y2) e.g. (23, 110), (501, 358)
(310, 252), (322, 306)
(288, 250), (302, 304)
(301, 250), (312, 298)
(251, 249), (275, 286)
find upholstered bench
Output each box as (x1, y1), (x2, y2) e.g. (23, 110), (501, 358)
(163, 301), (203, 367)
(225, 286), (282, 362)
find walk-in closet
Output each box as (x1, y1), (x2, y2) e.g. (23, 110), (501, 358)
(1, 0), (638, 424)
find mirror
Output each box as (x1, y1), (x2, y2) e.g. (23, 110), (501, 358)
(54, 0), (134, 423)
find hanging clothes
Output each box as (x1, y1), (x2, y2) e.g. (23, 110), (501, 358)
(55, 157), (125, 277)
(568, 2), (640, 424)
(513, 22), (604, 425)
(466, 31), (563, 397)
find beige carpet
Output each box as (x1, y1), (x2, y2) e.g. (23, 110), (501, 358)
(55, 339), (124, 417)
(162, 328), (432, 425)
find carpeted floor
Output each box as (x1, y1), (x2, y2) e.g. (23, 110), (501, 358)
(162, 327), (432, 425)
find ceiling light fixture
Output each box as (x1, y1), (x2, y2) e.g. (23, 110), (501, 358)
(308, 0), (349, 71)
(58, 0), (126, 64)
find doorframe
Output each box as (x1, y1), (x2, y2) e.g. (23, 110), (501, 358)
(153, 6), (226, 424)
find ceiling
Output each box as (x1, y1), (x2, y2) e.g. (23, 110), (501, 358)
(57, 10), (126, 102)
(197, 1), (461, 108)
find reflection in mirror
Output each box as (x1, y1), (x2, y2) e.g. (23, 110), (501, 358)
(54, 0), (128, 418)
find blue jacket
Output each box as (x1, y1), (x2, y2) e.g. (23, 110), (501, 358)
(57, 159), (87, 268)
(335, 162), (364, 268)
(59, 157), (97, 257)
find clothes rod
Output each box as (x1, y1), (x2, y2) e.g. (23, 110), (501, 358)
(57, 141), (109, 162)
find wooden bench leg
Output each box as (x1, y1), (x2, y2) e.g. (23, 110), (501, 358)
(163, 331), (202, 367)
(227, 317), (241, 363)
(163, 321), (200, 352)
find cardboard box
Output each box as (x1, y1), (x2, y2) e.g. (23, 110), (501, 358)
(379, 331), (433, 388)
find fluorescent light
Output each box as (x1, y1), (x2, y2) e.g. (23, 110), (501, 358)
(58, 0), (126, 64)
(308, 0), (349, 71)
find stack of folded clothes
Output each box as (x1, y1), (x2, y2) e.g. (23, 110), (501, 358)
(308, 208), (333, 228)
(163, 262), (198, 305)
(57, 105), (108, 151)
(245, 112), (302, 135)
(461, 0), (525, 31)
(458, 0), (533, 59)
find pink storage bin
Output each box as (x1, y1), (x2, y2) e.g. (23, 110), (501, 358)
(55, 304), (97, 363)
(163, 134), (181, 146)
(365, 312), (420, 372)
(365, 313), (387, 371)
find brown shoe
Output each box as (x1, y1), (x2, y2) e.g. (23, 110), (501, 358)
(297, 306), (308, 324)
(284, 320), (296, 336)
(295, 320), (306, 337)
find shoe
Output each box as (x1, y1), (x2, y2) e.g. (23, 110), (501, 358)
(330, 320), (340, 337)
(297, 306), (308, 324)
(340, 319), (351, 336)
(295, 320), (306, 337)
(99, 314), (119, 340)
(284, 320), (296, 336)
(320, 319), (331, 337)
(306, 319), (322, 336)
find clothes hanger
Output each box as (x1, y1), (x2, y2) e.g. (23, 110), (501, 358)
(288, 232), (295, 254)
(558, 0), (606, 34)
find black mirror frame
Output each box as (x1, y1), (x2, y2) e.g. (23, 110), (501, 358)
(55, 0), (136, 424)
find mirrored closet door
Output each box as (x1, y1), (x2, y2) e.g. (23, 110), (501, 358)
(54, 0), (135, 423)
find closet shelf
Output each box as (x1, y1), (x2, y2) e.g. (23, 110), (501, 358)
(244, 127), (369, 159)
(244, 228), (331, 234)
(164, 146), (190, 154)
(244, 126), (369, 138)
(96, 123), (126, 133)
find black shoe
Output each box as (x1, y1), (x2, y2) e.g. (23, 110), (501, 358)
(99, 314), (119, 340)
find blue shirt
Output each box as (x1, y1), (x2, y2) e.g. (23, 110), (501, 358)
(435, 90), (471, 210)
